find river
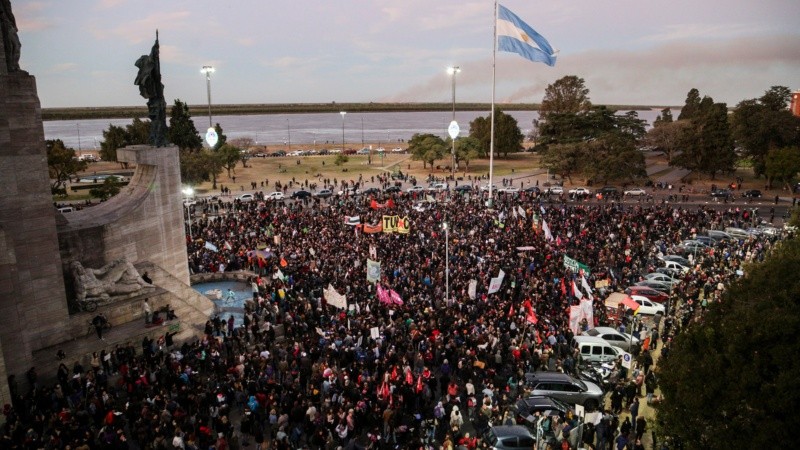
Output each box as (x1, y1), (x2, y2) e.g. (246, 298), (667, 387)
(43, 109), (672, 151)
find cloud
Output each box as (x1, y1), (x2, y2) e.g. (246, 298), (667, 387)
(384, 34), (800, 105)
(236, 37), (255, 47)
(96, 0), (126, 9)
(90, 10), (192, 43)
(15, 1), (53, 31)
(641, 23), (759, 43)
(47, 63), (77, 74)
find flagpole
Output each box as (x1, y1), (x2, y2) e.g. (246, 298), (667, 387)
(488, 0), (498, 209)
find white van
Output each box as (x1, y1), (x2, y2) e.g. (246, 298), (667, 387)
(57, 206), (75, 213)
(663, 260), (690, 274)
(573, 335), (625, 364)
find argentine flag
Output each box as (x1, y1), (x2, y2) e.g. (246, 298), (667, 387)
(497, 4), (557, 66)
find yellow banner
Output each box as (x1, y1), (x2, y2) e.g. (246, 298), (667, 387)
(382, 215), (411, 234)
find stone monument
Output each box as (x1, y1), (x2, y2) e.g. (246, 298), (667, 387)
(0, 17), (213, 406)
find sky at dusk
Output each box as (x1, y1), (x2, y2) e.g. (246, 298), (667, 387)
(15, 0), (800, 108)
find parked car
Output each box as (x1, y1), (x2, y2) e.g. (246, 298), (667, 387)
(524, 186), (541, 194)
(624, 286), (669, 303)
(624, 188), (647, 196)
(265, 191), (285, 201)
(406, 186), (425, 194)
(711, 189), (734, 199)
(660, 254), (691, 266)
(600, 186), (618, 196)
(391, 147), (405, 153)
(725, 227), (751, 239)
(290, 190), (312, 199)
(361, 187), (381, 196)
(546, 186), (564, 195)
(707, 230), (732, 242)
(582, 326), (639, 352)
(315, 189), (333, 198)
(523, 372), (604, 410)
(742, 189), (762, 198)
(498, 186), (520, 194)
(427, 183), (448, 192)
(483, 426), (536, 450)
(454, 185), (473, 193)
(694, 235), (715, 246)
(634, 280), (672, 293)
(514, 396), (572, 421)
(356, 148), (370, 155)
(630, 295), (666, 315)
(238, 193), (255, 202)
(655, 267), (684, 279)
(644, 272), (680, 285)
(272, 150), (287, 157)
(480, 184), (498, 192)
(568, 187), (592, 196)
(383, 186), (402, 194)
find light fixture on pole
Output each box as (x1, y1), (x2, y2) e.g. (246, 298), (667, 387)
(340, 111), (347, 153)
(443, 222), (449, 304)
(201, 66), (217, 147)
(182, 187), (194, 240)
(447, 66), (461, 179)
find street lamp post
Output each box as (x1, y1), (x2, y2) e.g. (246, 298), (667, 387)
(200, 66), (215, 129)
(182, 187), (194, 240)
(447, 66), (461, 180)
(340, 111), (347, 153)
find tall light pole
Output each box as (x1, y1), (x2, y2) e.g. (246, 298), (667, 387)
(447, 66), (461, 180)
(340, 111), (347, 153)
(443, 222), (449, 304)
(287, 118), (291, 150)
(201, 66), (215, 128)
(182, 187), (194, 240)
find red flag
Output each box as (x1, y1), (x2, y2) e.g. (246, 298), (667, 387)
(280, 257), (288, 267)
(561, 278), (567, 296)
(508, 303), (515, 318)
(526, 308), (538, 325)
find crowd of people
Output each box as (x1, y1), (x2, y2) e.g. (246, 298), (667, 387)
(3, 186), (787, 450)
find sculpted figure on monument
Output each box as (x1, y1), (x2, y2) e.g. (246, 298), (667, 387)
(134, 31), (168, 147)
(70, 258), (152, 302)
(1, 0), (21, 72)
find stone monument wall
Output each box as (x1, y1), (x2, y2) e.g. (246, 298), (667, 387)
(57, 145), (191, 299)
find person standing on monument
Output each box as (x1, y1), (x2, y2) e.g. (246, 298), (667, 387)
(143, 298), (152, 325)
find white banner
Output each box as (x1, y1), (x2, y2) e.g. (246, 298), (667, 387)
(366, 259), (381, 283)
(324, 284), (347, 309)
(488, 269), (506, 294)
(468, 279), (477, 300)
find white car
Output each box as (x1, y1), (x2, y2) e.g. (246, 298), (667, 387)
(427, 183), (448, 192)
(479, 184), (498, 192)
(498, 186), (520, 194)
(265, 192), (285, 201)
(624, 188), (647, 196)
(568, 187), (592, 196)
(288, 150), (303, 157)
(630, 295), (666, 315)
(644, 273), (680, 284)
(406, 186), (425, 194)
(329, 149), (342, 154)
(582, 326), (640, 352)
(546, 186), (564, 195)
(391, 147), (405, 153)
(238, 194), (255, 202)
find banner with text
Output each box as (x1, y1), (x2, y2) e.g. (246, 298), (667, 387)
(563, 255), (591, 276)
(382, 215), (411, 234)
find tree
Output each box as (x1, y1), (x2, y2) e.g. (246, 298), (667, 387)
(217, 143), (242, 178)
(539, 143), (586, 183)
(653, 108), (674, 128)
(731, 86), (800, 178)
(408, 133), (446, 169)
(333, 154), (349, 166)
(677, 88), (702, 120)
(99, 124), (127, 164)
(673, 96), (736, 179)
(453, 136), (484, 171)
(468, 108), (524, 157)
(212, 122), (227, 151)
(646, 120), (691, 163)
(538, 75), (591, 123)
(657, 237), (800, 449)
(47, 139), (87, 196)
(89, 176), (122, 201)
(583, 134), (647, 184)
(168, 99), (202, 151)
(230, 137), (255, 168)
(764, 147), (800, 189)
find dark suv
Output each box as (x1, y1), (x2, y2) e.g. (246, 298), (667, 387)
(290, 190), (312, 199)
(523, 372), (604, 410)
(600, 186), (618, 196)
(742, 189), (762, 198)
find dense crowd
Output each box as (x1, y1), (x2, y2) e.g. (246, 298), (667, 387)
(3, 189), (785, 450)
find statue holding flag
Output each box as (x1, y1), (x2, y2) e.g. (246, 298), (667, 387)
(134, 31), (169, 147)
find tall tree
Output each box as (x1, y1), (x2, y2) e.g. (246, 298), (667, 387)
(538, 75), (591, 122)
(677, 88), (702, 120)
(657, 237), (800, 449)
(646, 120), (691, 163)
(89, 176), (122, 201)
(540, 143), (586, 183)
(168, 99), (202, 151)
(212, 122), (227, 151)
(230, 137), (255, 168)
(125, 118), (151, 145)
(217, 143), (242, 178)
(468, 108), (524, 157)
(47, 139), (87, 196)
(673, 96), (736, 179)
(453, 136), (484, 171)
(653, 108), (673, 128)
(764, 147), (800, 190)
(408, 133), (446, 169)
(99, 124), (127, 164)
(731, 86), (800, 178)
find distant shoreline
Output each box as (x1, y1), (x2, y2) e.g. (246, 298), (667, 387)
(42, 102), (671, 121)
